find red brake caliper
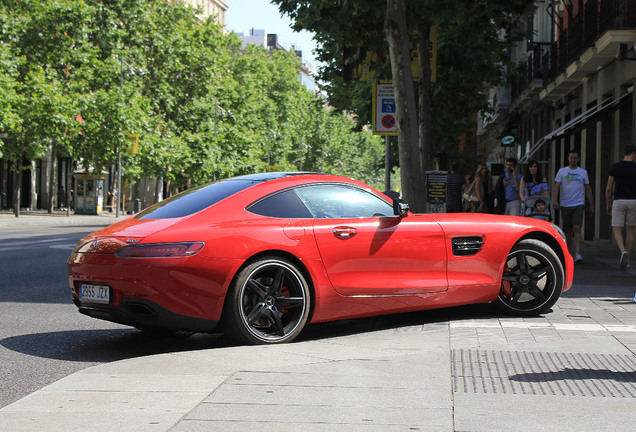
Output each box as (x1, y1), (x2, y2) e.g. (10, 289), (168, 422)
(501, 263), (512, 296)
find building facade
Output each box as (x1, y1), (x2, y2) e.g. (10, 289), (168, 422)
(182, 0), (227, 24)
(478, 0), (636, 241)
(234, 29), (318, 93)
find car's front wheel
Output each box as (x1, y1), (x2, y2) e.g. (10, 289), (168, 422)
(223, 257), (310, 344)
(497, 239), (564, 316)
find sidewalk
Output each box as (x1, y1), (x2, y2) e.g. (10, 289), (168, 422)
(0, 210), (126, 229)
(0, 214), (635, 431)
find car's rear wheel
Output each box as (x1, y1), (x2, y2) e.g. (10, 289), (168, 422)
(223, 257), (310, 344)
(497, 239), (564, 316)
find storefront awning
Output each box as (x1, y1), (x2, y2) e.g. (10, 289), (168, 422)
(520, 92), (633, 163)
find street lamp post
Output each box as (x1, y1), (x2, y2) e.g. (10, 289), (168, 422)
(117, 55), (143, 217)
(116, 55), (124, 218)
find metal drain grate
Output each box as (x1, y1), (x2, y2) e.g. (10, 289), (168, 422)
(452, 349), (636, 398)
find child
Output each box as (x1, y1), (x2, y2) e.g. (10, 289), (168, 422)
(531, 198), (550, 221)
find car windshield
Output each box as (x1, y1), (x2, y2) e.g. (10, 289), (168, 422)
(136, 179), (259, 219)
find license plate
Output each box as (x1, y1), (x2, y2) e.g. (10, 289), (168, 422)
(79, 284), (110, 304)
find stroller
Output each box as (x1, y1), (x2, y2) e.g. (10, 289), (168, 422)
(522, 195), (552, 221)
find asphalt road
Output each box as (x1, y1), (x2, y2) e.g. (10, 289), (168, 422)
(0, 225), (235, 408)
(0, 223), (491, 409)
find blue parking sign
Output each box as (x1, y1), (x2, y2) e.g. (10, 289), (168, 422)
(382, 99), (396, 113)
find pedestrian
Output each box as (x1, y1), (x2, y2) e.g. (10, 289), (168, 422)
(57, 185), (66, 210)
(463, 173), (474, 211)
(446, 162), (464, 213)
(552, 149), (595, 263)
(530, 198), (550, 221)
(472, 164), (493, 213)
(520, 159), (549, 201)
(502, 157), (523, 216)
(604, 144), (636, 270)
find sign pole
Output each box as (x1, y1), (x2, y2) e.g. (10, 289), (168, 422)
(373, 81), (398, 195)
(384, 136), (391, 192)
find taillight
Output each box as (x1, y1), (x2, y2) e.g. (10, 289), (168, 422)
(115, 242), (204, 258)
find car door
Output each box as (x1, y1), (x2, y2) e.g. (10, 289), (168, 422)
(295, 184), (448, 296)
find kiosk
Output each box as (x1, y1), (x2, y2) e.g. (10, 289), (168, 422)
(74, 172), (106, 214)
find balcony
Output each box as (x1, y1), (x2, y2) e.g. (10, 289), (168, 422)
(511, 43), (552, 103)
(540, 0), (636, 101)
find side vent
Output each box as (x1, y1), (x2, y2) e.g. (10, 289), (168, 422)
(452, 236), (484, 256)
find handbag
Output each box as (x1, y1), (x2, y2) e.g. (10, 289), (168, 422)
(462, 180), (480, 203)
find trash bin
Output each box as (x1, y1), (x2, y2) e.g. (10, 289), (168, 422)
(134, 199), (141, 213)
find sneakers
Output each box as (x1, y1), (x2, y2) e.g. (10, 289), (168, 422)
(619, 251), (629, 270)
(574, 254), (583, 263)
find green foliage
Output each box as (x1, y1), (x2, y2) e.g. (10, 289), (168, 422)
(0, 0), (386, 195)
(0, 41), (18, 157)
(273, 0), (536, 159)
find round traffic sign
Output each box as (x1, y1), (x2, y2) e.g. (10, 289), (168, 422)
(381, 114), (396, 129)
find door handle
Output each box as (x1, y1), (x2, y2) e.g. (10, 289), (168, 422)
(333, 227), (357, 239)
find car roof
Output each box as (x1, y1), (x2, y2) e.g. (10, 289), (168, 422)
(224, 172), (324, 182)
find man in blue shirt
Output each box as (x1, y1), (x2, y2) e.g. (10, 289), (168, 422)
(503, 157), (523, 216)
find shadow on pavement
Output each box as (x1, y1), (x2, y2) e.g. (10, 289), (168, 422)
(298, 302), (498, 342)
(510, 368), (636, 384)
(1, 303), (499, 362)
(0, 328), (230, 363)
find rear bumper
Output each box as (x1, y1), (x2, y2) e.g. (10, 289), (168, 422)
(73, 296), (219, 333)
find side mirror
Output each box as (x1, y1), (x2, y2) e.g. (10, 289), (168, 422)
(393, 199), (410, 217)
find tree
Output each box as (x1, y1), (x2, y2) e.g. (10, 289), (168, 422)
(0, 0), (389, 212)
(273, 0), (534, 211)
(0, 40), (18, 156)
(0, 0), (96, 213)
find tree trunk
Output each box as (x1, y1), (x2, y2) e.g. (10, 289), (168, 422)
(30, 160), (37, 210)
(48, 149), (57, 213)
(67, 158), (73, 216)
(385, 0), (426, 212)
(416, 18), (433, 173)
(156, 176), (163, 203)
(13, 157), (21, 217)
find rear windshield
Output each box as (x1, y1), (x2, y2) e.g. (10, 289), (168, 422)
(136, 180), (258, 219)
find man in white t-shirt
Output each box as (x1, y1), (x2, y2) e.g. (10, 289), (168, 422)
(552, 150), (595, 263)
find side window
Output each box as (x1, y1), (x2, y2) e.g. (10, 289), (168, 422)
(295, 184), (393, 218)
(247, 189), (313, 218)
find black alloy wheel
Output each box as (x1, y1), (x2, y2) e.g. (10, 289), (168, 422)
(497, 239), (564, 316)
(224, 257), (310, 344)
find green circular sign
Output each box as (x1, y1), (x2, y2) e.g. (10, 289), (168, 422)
(501, 135), (515, 146)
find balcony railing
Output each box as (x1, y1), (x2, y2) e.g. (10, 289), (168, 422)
(511, 0), (636, 96)
(511, 42), (551, 101)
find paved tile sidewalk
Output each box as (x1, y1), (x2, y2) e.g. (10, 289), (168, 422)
(0, 214), (634, 431)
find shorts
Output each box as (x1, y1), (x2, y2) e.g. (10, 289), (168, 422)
(561, 205), (584, 231)
(611, 199), (636, 227)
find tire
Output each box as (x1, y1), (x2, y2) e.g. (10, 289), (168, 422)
(223, 257), (310, 344)
(496, 239), (564, 316)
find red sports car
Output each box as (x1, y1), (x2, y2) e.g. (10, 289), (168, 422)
(68, 172), (573, 344)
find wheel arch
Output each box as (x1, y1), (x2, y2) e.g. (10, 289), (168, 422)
(517, 231), (566, 271)
(224, 249), (316, 322)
